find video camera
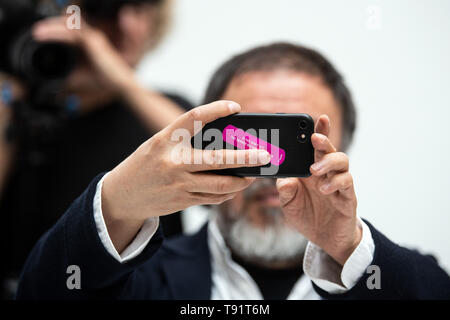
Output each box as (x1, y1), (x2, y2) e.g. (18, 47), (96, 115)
(0, 0), (160, 166)
(0, 0), (77, 85)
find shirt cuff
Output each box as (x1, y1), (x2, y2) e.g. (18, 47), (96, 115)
(93, 172), (159, 263)
(303, 217), (375, 294)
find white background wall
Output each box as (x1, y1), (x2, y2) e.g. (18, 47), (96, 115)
(136, 0), (450, 272)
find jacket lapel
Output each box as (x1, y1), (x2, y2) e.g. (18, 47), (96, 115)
(161, 223), (212, 299)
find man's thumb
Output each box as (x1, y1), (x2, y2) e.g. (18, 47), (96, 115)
(276, 178), (299, 206)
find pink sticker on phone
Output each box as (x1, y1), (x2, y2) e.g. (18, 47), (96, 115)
(222, 124), (286, 165)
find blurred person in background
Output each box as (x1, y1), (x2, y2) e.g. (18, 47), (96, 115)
(0, 0), (189, 299)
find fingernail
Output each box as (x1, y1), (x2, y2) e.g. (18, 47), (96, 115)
(320, 183), (331, 193)
(228, 102), (241, 113)
(257, 150), (271, 164)
(311, 161), (324, 172)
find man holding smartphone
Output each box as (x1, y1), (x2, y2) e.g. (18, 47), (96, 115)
(17, 43), (450, 299)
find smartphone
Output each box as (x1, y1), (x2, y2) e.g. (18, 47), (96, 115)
(191, 113), (315, 177)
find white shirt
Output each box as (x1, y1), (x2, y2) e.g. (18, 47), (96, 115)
(93, 174), (375, 299)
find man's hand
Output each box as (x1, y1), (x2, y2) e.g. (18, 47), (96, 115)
(276, 115), (360, 266)
(102, 101), (272, 252)
(32, 16), (135, 93)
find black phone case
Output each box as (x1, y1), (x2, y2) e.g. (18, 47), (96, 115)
(191, 113), (314, 178)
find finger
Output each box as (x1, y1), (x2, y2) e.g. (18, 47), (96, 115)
(33, 16), (66, 29)
(319, 172), (354, 197)
(33, 23), (75, 42)
(188, 148), (271, 172)
(33, 16), (66, 33)
(276, 178), (300, 207)
(189, 191), (238, 205)
(312, 133), (337, 162)
(315, 114), (331, 136)
(33, 16), (87, 30)
(310, 152), (349, 176)
(169, 100), (241, 137)
(313, 114), (336, 161)
(188, 174), (255, 194)
(33, 16), (87, 43)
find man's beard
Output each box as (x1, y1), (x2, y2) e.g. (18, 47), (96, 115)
(216, 180), (308, 266)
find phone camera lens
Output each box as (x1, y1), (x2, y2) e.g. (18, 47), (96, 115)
(299, 120), (308, 129)
(297, 133), (307, 143)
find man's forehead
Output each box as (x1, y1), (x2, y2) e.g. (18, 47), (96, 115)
(221, 70), (338, 120)
(221, 69), (344, 149)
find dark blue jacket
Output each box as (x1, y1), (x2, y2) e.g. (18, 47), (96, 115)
(16, 174), (450, 299)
